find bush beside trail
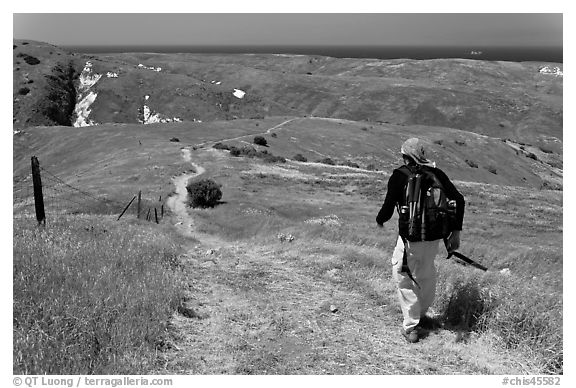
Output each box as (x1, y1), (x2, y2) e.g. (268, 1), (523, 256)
(253, 136), (268, 146)
(221, 144), (286, 164)
(186, 179), (223, 208)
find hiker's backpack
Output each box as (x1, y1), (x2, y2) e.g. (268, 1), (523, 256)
(397, 165), (457, 242)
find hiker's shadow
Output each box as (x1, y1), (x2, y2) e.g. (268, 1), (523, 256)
(417, 316), (444, 339)
(419, 315), (478, 343)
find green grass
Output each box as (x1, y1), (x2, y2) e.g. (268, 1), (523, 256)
(173, 148), (563, 374)
(12, 118), (563, 375)
(13, 214), (185, 374)
(435, 264), (562, 373)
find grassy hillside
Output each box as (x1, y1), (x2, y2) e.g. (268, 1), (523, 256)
(13, 40), (85, 129)
(13, 214), (187, 374)
(13, 118), (562, 374)
(13, 117), (562, 197)
(12, 39), (563, 376)
(152, 144), (561, 374)
(89, 52), (562, 144)
(13, 41), (562, 154)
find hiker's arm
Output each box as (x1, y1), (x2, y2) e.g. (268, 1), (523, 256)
(376, 170), (403, 226)
(436, 169), (465, 231)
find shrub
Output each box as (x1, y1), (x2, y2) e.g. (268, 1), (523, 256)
(293, 154), (308, 162)
(17, 53), (41, 65)
(526, 152), (538, 161)
(229, 147), (241, 156)
(240, 145), (259, 158)
(253, 136), (267, 146)
(271, 133), (277, 138)
(18, 87), (30, 96)
(169, 137), (180, 142)
(538, 146), (554, 154)
(262, 154), (286, 164)
(486, 165), (498, 175)
(465, 159), (478, 168)
(435, 267), (562, 373)
(433, 139), (444, 146)
(213, 142), (230, 151)
(341, 160), (360, 168)
(318, 157), (336, 166)
(455, 139), (466, 146)
(365, 164), (378, 171)
(186, 179), (222, 208)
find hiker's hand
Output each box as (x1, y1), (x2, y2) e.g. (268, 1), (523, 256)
(446, 231), (460, 252)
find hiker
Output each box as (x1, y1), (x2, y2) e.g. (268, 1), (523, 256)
(376, 138), (465, 343)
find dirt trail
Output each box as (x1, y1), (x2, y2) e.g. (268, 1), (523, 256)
(167, 118), (298, 244)
(195, 118), (297, 149)
(166, 148), (205, 238)
(159, 121), (530, 375)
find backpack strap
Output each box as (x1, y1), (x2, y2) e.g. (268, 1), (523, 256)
(399, 234), (420, 289)
(396, 164), (413, 177)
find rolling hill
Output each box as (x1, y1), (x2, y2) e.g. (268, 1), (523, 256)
(12, 40), (563, 375)
(13, 39), (562, 150)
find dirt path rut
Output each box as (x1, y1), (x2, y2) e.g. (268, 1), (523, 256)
(166, 148), (205, 238)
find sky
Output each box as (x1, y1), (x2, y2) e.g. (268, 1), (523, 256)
(12, 13), (562, 48)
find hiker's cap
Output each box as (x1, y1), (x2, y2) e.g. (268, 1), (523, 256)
(401, 138), (436, 168)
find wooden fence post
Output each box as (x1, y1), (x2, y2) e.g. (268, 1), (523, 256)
(146, 208), (151, 221)
(154, 208), (159, 224)
(137, 190), (142, 219)
(31, 156), (46, 226)
(117, 195), (137, 221)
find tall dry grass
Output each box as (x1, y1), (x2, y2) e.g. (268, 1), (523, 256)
(187, 179), (563, 373)
(435, 262), (562, 374)
(13, 214), (185, 374)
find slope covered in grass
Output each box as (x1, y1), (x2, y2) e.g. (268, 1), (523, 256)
(13, 214), (187, 374)
(154, 144), (562, 374)
(14, 41), (562, 155)
(13, 111), (562, 374)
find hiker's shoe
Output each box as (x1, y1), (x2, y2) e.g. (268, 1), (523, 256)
(401, 328), (419, 343)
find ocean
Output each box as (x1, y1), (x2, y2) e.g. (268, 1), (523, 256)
(64, 45), (562, 63)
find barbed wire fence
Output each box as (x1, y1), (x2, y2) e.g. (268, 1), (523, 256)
(13, 156), (169, 225)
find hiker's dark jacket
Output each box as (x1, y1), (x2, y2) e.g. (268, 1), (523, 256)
(376, 165), (465, 231)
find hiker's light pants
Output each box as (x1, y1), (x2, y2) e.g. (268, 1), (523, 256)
(391, 236), (440, 331)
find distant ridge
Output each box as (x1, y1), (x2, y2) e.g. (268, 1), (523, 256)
(61, 45), (563, 63)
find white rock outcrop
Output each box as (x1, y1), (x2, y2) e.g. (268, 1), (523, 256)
(74, 61), (101, 127)
(139, 96), (183, 124)
(233, 89), (246, 99)
(138, 64), (162, 72)
(78, 61), (102, 91)
(74, 91), (98, 127)
(539, 66), (563, 77)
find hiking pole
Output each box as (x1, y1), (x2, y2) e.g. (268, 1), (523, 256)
(443, 240), (488, 272)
